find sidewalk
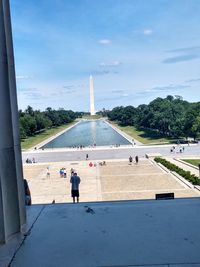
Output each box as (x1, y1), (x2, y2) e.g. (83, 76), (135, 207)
(165, 157), (199, 176)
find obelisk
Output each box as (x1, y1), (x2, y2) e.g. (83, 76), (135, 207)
(89, 75), (95, 115)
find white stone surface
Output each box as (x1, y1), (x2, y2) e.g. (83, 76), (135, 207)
(7, 198), (200, 267)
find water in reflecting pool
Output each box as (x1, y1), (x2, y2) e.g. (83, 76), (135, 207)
(42, 120), (131, 148)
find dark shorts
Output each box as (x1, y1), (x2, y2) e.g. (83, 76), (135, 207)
(71, 190), (79, 197)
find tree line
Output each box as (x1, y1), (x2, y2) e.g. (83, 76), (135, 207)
(19, 106), (83, 139)
(19, 95), (200, 140)
(107, 95), (200, 140)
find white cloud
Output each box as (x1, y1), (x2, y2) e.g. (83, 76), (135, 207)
(143, 29), (153, 35)
(98, 39), (111, 45)
(99, 61), (122, 67)
(16, 75), (31, 80)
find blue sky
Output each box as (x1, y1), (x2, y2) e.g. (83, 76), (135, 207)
(11, 0), (200, 111)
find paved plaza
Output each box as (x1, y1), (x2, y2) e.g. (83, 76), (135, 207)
(23, 158), (200, 204)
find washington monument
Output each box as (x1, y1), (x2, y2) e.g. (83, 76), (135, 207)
(89, 75), (95, 115)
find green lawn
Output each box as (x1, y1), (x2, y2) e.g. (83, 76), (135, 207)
(182, 159), (200, 167)
(109, 121), (173, 144)
(21, 122), (76, 150)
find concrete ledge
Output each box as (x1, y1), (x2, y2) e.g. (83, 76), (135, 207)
(171, 171), (194, 189)
(145, 153), (162, 158)
(157, 162), (170, 173)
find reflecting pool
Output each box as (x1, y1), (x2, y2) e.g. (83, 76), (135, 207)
(42, 120), (131, 148)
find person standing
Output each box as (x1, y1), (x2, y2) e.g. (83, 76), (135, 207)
(135, 155), (139, 164)
(46, 167), (50, 178)
(129, 156), (133, 164)
(24, 179), (31, 205)
(86, 154), (89, 160)
(70, 172), (81, 203)
(63, 168), (67, 178)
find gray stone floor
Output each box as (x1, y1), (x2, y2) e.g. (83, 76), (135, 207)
(8, 198), (200, 267)
(22, 143), (200, 163)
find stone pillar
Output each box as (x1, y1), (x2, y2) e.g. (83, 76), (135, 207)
(3, 0), (26, 231)
(0, 0), (26, 243)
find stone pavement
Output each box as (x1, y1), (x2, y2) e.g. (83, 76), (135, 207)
(23, 158), (200, 204)
(9, 199), (200, 267)
(22, 143), (200, 163)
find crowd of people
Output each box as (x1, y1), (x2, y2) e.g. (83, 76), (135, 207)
(26, 157), (36, 163)
(170, 145), (185, 153)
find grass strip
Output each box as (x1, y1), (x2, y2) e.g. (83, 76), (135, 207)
(109, 121), (173, 144)
(182, 159), (200, 167)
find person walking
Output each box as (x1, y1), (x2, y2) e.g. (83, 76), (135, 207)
(86, 154), (89, 160)
(70, 172), (81, 203)
(129, 156), (133, 164)
(135, 155), (139, 164)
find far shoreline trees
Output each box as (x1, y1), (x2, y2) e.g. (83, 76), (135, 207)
(19, 106), (84, 139)
(19, 95), (200, 141)
(107, 95), (200, 140)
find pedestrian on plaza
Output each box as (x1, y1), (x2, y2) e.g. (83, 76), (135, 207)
(70, 172), (81, 203)
(89, 162), (93, 167)
(60, 168), (64, 178)
(46, 167), (50, 178)
(63, 168), (67, 178)
(86, 154), (89, 160)
(129, 156), (133, 164)
(135, 155), (139, 164)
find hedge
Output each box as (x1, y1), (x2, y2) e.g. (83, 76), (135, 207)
(154, 157), (200, 185)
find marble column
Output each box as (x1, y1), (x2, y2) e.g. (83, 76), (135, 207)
(0, 0), (26, 243)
